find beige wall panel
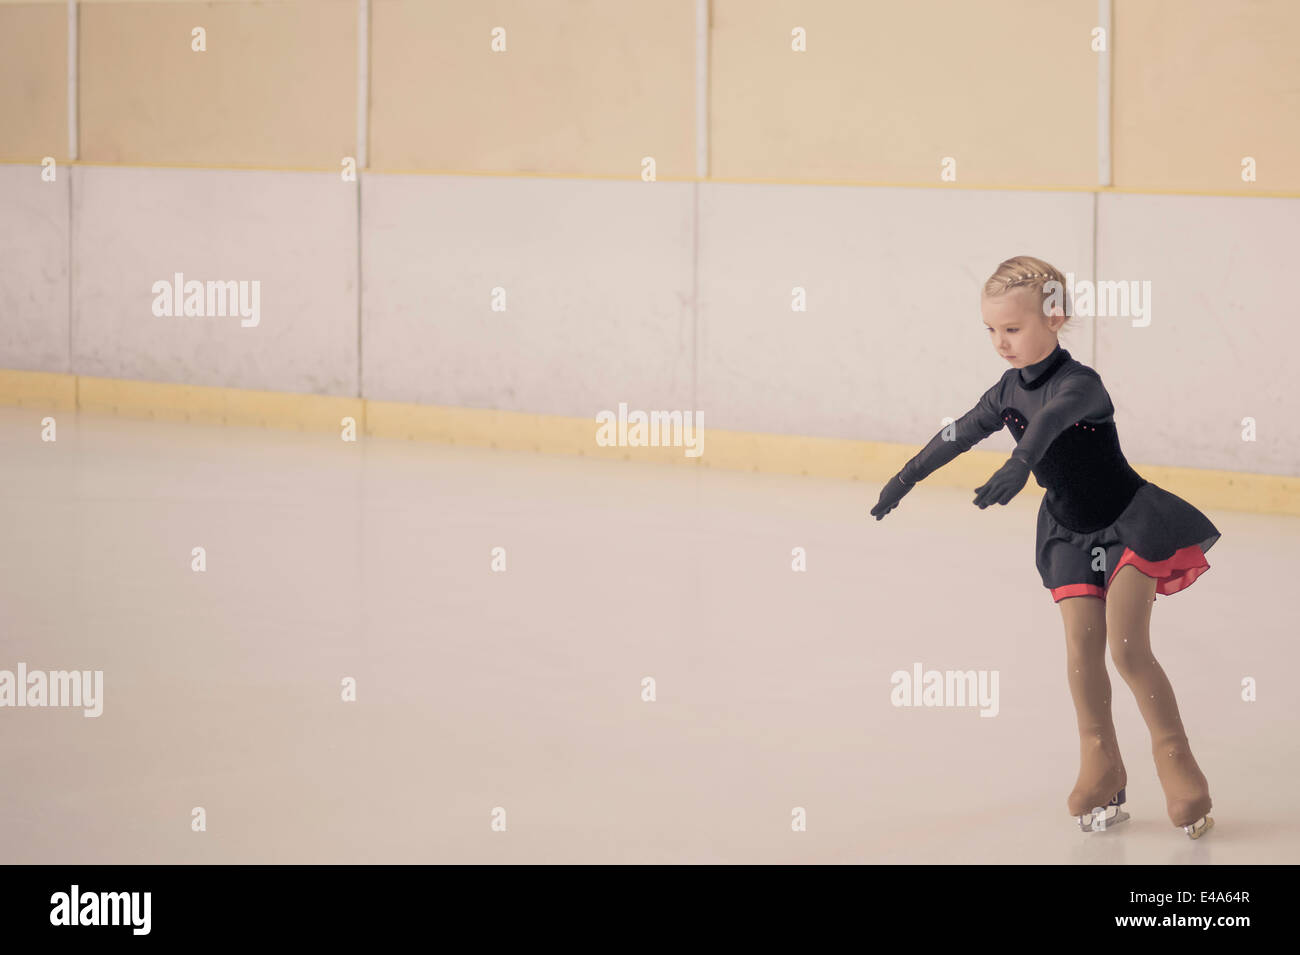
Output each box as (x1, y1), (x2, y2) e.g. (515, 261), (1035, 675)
(711, 0), (1097, 187)
(698, 184), (1096, 444)
(370, 0), (696, 175)
(72, 166), (358, 395)
(1096, 192), (1299, 476)
(361, 172), (694, 417)
(1114, 0), (1300, 193)
(0, 164), (69, 371)
(0, 3), (66, 161)
(79, 0), (355, 167)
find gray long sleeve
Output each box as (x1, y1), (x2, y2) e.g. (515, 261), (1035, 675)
(898, 382), (1004, 485)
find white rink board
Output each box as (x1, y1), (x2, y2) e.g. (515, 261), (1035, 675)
(71, 165), (358, 395)
(697, 184), (1097, 448)
(0, 163), (69, 372)
(360, 173), (695, 418)
(2, 163), (1297, 480)
(1096, 192), (1300, 476)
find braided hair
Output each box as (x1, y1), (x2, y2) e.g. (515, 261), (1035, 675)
(983, 255), (1073, 323)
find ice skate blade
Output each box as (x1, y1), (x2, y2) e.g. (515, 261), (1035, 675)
(1077, 804), (1130, 832)
(1075, 788), (1127, 832)
(1183, 815), (1214, 840)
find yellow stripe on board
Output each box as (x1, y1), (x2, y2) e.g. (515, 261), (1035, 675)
(365, 399), (694, 467)
(1, 369), (1295, 517)
(0, 369), (77, 410)
(75, 375), (364, 433)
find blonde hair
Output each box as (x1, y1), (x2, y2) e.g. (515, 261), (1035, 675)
(983, 255), (1072, 327)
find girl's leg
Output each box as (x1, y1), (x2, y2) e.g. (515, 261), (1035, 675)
(1059, 594), (1126, 815)
(1105, 564), (1212, 827)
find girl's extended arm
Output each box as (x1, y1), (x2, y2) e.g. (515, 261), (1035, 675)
(899, 382), (1005, 485)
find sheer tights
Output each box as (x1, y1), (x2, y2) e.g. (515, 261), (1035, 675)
(1059, 565), (1212, 827)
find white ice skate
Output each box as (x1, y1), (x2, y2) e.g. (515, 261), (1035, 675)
(1077, 787), (1129, 832)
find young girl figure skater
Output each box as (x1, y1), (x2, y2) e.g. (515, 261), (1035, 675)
(871, 255), (1219, 839)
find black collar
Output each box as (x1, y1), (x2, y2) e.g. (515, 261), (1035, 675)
(1018, 345), (1069, 391)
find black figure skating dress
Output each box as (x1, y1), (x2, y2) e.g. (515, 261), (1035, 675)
(899, 344), (1221, 602)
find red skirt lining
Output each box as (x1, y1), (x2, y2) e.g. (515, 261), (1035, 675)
(1050, 544), (1210, 603)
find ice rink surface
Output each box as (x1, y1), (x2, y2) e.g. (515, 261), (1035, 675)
(1, 406), (1296, 864)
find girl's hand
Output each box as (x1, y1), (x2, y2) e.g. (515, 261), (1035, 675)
(973, 458), (1030, 508)
(870, 473), (914, 520)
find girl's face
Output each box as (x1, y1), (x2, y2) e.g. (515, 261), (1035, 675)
(981, 289), (1065, 368)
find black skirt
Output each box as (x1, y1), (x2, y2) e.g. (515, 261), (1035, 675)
(1036, 482), (1221, 603)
